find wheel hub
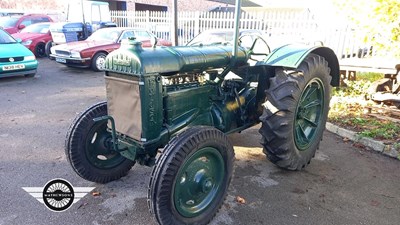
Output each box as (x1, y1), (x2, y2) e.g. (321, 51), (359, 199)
(294, 78), (324, 151)
(85, 121), (125, 169)
(174, 147), (225, 218)
(202, 178), (213, 193)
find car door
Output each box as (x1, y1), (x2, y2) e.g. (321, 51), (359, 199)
(17, 17), (33, 31)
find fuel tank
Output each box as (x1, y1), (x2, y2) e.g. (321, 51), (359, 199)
(104, 39), (249, 76)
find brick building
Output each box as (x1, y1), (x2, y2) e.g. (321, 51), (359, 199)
(0, 0), (230, 12)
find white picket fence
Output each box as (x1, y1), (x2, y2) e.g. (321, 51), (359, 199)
(110, 10), (379, 59)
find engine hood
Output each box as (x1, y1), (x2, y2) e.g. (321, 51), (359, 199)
(12, 32), (46, 41)
(49, 22), (84, 33)
(0, 43), (34, 57)
(53, 40), (113, 52)
(105, 39), (248, 76)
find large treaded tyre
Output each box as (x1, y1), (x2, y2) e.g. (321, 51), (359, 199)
(148, 126), (234, 225)
(259, 54), (332, 170)
(65, 101), (135, 183)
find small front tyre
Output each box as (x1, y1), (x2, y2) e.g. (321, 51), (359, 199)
(148, 126), (234, 225)
(65, 101), (135, 183)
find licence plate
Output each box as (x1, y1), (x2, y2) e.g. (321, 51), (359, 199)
(55, 58), (67, 63)
(2, 64), (25, 71)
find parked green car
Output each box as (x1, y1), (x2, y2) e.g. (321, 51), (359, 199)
(0, 28), (38, 78)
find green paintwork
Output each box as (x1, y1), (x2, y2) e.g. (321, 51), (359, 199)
(259, 44), (340, 87)
(173, 147), (225, 218)
(103, 40), (257, 161)
(85, 118), (127, 169)
(102, 37), (339, 164)
(294, 78), (325, 151)
(105, 39), (249, 76)
(140, 74), (163, 141)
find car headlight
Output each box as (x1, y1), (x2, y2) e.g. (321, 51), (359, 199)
(21, 40), (32, 45)
(25, 55), (36, 61)
(70, 51), (81, 58)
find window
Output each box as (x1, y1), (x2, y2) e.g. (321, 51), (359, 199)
(120, 31), (134, 41)
(91, 5), (101, 23)
(134, 31), (151, 41)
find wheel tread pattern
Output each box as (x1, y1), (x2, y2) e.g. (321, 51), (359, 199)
(65, 101), (135, 183)
(148, 126), (234, 225)
(259, 54), (332, 170)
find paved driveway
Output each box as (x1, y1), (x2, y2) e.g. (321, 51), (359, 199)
(0, 59), (399, 225)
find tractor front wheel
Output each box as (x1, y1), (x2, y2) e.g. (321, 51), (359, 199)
(65, 101), (135, 183)
(259, 54), (332, 170)
(148, 126), (234, 225)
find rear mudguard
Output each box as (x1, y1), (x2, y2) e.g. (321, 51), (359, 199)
(258, 44), (340, 87)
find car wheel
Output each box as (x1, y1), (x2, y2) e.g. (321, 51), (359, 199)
(45, 41), (54, 59)
(35, 42), (46, 58)
(91, 52), (107, 72)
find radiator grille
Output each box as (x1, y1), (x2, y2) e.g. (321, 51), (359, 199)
(105, 74), (142, 141)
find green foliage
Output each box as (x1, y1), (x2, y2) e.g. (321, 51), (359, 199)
(329, 73), (400, 143)
(332, 80), (372, 97)
(358, 119), (400, 139)
(356, 72), (384, 82)
(334, 0), (400, 57)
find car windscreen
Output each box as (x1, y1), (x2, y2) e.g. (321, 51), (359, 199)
(0, 17), (19, 28)
(20, 23), (50, 34)
(0, 29), (16, 44)
(187, 31), (233, 46)
(87, 29), (121, 42)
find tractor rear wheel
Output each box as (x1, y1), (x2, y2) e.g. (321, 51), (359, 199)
(259, 54), (332, 170)
(148, 126), (234, 225)
(65, 101), (135, 183)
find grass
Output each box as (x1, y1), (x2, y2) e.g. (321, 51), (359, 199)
(328, 72), (400, 144)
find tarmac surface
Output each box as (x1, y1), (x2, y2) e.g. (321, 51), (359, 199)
(0, 58), (399, 225)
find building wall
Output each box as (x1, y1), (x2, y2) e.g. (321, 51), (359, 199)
(0, 0), (230, 18)
(124, 0), (225, 12)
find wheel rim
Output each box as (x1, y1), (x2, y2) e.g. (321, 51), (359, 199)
(85, 120), (125, 169)
(173, 147), (225, 218)
(294, 78), (325, 151)
(95, 55), (106, 71)
(37, 44), (45, 57)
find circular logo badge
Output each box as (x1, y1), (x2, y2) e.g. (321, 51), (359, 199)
(9, 57), (14, 62)
(42, 179), (75, 212)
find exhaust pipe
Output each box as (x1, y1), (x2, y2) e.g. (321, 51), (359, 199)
(231, 0), (242, 66)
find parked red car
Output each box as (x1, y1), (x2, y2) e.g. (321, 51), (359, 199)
(0, 14), (53, 34)
(50, 27), (172, 71)
(12, 22), (53, 58)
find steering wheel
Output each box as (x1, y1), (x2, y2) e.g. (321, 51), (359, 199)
(239, 34), (271, 61)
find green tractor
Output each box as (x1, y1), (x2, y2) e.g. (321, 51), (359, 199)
(65, 2), (339, 224)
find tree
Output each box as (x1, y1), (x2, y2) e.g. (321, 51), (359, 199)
(334, 0), (400, 57)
